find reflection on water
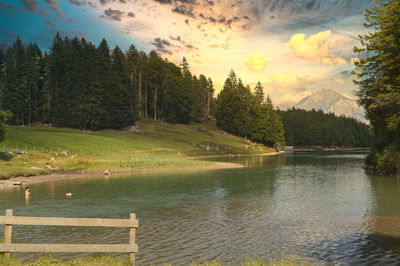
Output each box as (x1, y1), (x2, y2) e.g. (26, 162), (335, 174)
(0, 151), (400, 264)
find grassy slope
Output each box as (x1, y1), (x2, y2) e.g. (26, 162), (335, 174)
(0, 119), (273, 179)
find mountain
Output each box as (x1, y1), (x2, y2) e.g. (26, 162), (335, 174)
(279, 89), (367, 123)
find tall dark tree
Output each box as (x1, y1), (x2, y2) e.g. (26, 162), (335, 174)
(48, 33), (68, 126)
(216, 71), (253, 138)
(354, 0), (400, 175)
(126, 45), (139, 119)
(108, 45), (132, 128)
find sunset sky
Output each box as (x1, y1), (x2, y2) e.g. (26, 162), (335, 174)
(0, 0), (372, 105)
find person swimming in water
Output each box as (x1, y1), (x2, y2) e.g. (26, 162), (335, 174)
(66, 191), (73, 196)
(25, 187), (30, 197)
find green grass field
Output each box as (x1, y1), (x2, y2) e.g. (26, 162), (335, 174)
(0, 119), (273, 179)
(0, 254), (308, 266)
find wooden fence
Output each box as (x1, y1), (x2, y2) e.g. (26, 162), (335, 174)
(0, 209), (138, 265)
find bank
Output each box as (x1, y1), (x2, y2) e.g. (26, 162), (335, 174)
(0, 120), (277, 185)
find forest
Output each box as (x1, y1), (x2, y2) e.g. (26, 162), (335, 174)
(278, 108), (372, 148)
(0, 34), (373, 152)
(0, 34), (215, 130)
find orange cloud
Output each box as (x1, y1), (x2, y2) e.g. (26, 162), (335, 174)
(243, 53), (268, 71)
(286, 30), (348, 66)
(321, 57), (347, 66)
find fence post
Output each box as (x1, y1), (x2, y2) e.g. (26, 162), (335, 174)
(4, 209), (13, 258)
(129, 213), (136, 265)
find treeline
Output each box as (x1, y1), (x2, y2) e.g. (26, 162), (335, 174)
(277, 108), (372, 148)
(0, 34), (215, 129)
(216, 71), (285, 150)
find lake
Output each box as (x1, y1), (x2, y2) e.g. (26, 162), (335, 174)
(1, 151), (400, 264)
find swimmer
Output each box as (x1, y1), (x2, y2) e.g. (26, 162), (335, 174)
(66, 191), (73, 197)
(25, 187), (30, 197)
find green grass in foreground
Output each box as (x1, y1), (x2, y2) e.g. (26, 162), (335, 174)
(0, 119), (273, 179)
(0, 255), (310, 266)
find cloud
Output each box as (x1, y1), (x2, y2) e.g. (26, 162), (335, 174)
(169, 35), (197, 50)
(45, 0), (59, 5)
(339, 70), (351, 78)
(243, 53), (268, 71)
(268, 75), (302, 88)
(100, 0), (127, 5)
(154, 0), (172, 4)
(69, 0), (87, 7)
(286, 30), (348, 66)
(101, 8), (124, 21)
(172, 5), (195, 18)
(21, 0), (40, 11)
(44, 20), (56, 27)
(321, 57), (347, 66)
(0, 3), (22, 10)
(152, 37), (173, 54)
(50, 5), (69, 17)
(287, 30), (331, 59)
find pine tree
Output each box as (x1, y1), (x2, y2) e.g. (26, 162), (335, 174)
(108, 45), (132, 128)
(126, 45), (139, 120)
(354, 0), (400, 175)
(48, 33), (68, 126)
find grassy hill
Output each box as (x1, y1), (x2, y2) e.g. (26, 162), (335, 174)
(0, 119), (273, 179)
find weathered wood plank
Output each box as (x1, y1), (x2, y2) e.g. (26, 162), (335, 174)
(4, 209), (12, 258)
(129, 213), (136, 265)
(0, 243), (138, 253)
(0, 216), (138, 228)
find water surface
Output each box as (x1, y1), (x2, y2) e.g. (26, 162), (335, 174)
(1, 151), (400, 264)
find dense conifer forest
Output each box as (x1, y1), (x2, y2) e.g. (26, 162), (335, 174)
(278, 108), (372, 148)
(0, 34), (215, 129)
(0, 34), (373, 151)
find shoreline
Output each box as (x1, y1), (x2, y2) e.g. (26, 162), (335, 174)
(0, 161), (247, 189)
(292, 147), (371, 152)
(188, 151), (284, 159)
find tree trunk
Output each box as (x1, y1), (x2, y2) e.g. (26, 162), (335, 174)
(207, 91), (211, 118)
(138, 70), (142, 118)
(28, 86), (31, 125)
(154, 86), (157, 120)
(145, 79), (148, 118)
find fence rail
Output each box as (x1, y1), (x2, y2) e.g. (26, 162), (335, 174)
(0, 209), (138, 265)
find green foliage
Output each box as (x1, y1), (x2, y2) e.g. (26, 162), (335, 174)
(376, 145), (400, 175)
(354, 0), (400, 175)
(216, 70), (285, 149)
(277, 108), (372, 148)
(0, 34), (215, 130)
(0, 110), (10, 143)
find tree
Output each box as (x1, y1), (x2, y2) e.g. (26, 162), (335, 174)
(0, 110), (9, 142)
(108, 45), (132, 128)
(354, 0), (400, 175)
(216, 70), (251, 136)
(48, 33), (68, 126)
(126, 45), (139, 119)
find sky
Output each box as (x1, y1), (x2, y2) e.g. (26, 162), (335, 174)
(0, 0), (373, 106)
